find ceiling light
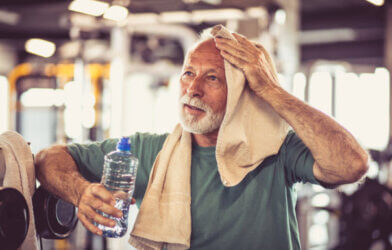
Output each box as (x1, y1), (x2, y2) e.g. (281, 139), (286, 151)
(0, 9), (19, 25)
(69, 13), (100, 30)
(300, 28), (356, 45)
(20, 88), (57, 107)
(201, 0), (221, 4)
(192, 8), (244, 23)
(160, 11), (192, 23)
(127, 13), (158, 25)
(311, 193), (330, 207)
(274, 9), (286, 25)
(182, 0), (199, 3)
(25, 38), (56, 58)
(103, 5), (129, 21)
(182, 0), (221, 4)
(68, 0), (109, 16)
(366, 0), (384, 6)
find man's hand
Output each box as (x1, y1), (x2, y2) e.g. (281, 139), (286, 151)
(35, 145), (139, 236)
(215, 32), (368, 186)
(214, 33), (278, 96)
(77, 183), (136, 235)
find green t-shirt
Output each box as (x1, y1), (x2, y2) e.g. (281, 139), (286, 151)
(67, 131), (319, 250)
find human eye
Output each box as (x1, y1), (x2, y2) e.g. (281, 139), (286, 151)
(207, 75), (218, 81)
(206, 75), (223, 89)
(181, 71), (194, 80)
(182, 71), (193, 77)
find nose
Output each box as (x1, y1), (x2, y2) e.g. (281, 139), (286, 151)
(186, 77), (204, 98)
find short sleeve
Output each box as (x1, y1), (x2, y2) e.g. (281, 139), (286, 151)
(66, 133), (168, 206)
(67, 138), (118, 183)
(282, 131), (320, 186)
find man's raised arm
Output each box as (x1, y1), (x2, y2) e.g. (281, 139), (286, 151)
(35, 145), (123, 235)
(215, 33), (368, 186)
(257, 85), (368, 185)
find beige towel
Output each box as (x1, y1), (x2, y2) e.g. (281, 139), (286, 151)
(129, 25), (288, 249)
(0, 131), (38, 250)
(213, 25), (289, 186)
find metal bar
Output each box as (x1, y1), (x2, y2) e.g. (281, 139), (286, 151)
(386, 2), (392, 140)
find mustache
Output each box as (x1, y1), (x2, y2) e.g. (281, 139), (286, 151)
(180, 95), (210, 112)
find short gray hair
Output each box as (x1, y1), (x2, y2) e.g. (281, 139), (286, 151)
(183, 26), (234, 65)
(183, 26), (278, 80)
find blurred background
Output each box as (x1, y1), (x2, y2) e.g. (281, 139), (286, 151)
(0, 0), (391, 249)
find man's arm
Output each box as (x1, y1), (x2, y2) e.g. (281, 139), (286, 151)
(258, 86), (368, 185)
(35, 145), (123, 235)
(215, 34), (368, 185)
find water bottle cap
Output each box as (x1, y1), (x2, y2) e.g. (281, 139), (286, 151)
(117, 137), (131, 151)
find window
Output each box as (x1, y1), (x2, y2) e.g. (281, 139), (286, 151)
(308, 72), (332, 116)
(292, 72), (307, 101)
(335, 68), (390, 150)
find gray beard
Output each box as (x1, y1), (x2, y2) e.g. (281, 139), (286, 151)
(178, 95), (225, 134)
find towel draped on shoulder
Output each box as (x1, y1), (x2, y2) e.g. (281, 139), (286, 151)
(129, 25), (288, 250)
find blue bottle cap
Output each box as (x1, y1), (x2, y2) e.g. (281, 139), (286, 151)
(117, 137), (131, 151)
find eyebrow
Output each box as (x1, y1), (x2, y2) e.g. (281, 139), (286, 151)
(205, 69), (221, 74)
(183, 66), (195, 71)
(182, 66), (224, 73)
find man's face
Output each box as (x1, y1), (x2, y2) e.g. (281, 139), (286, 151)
(179, 39), (227, 134)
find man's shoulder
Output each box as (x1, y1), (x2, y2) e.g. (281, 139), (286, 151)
(131, 132), (169, 153)
(281, 130), (299, 148)
(131, 132), (169, 144)
(276, 130), (303, 158)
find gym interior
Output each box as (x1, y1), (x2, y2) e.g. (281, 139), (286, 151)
(0, 0), (391, 249)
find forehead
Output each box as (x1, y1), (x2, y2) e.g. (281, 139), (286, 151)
(184, 39), (225, 72)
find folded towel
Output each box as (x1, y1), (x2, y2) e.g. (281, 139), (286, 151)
(129, 25), (288, 249)
(0, 131), (38, 250)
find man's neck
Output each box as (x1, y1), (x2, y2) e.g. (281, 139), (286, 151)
(192, 130), (219, 147)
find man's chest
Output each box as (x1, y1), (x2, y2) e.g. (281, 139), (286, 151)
(189, 160), (295, 249)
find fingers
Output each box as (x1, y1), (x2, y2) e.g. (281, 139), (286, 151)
(76, 183), (137, 235)
(215, 38), (250, 62)
(214, 36), (249, 69)
(80, 184), (121, 217)
(89, 198), (123, 218)
(220, 50), (247, 69)
(90, 183), (116, 206)
(215, 33), (280, 93)
(231, 33), (268, 62)
(77, 183), (121, 233)
(232, 33), (254, 47)
(81, 203), (117, 227)
(77, 212), (102, 236)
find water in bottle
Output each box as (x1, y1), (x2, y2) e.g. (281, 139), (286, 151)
(95, 137), (139, 238)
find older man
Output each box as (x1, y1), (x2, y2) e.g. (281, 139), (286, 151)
(35, 28), (368, 249)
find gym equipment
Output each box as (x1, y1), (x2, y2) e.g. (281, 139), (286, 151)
(33, 186), (78, 239)
(333, 178), (392, 250)
(0, 187), (30, 250)
(0, 185), (78, 249)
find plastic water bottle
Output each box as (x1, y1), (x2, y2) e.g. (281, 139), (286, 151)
(95, 137), (139, 238)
